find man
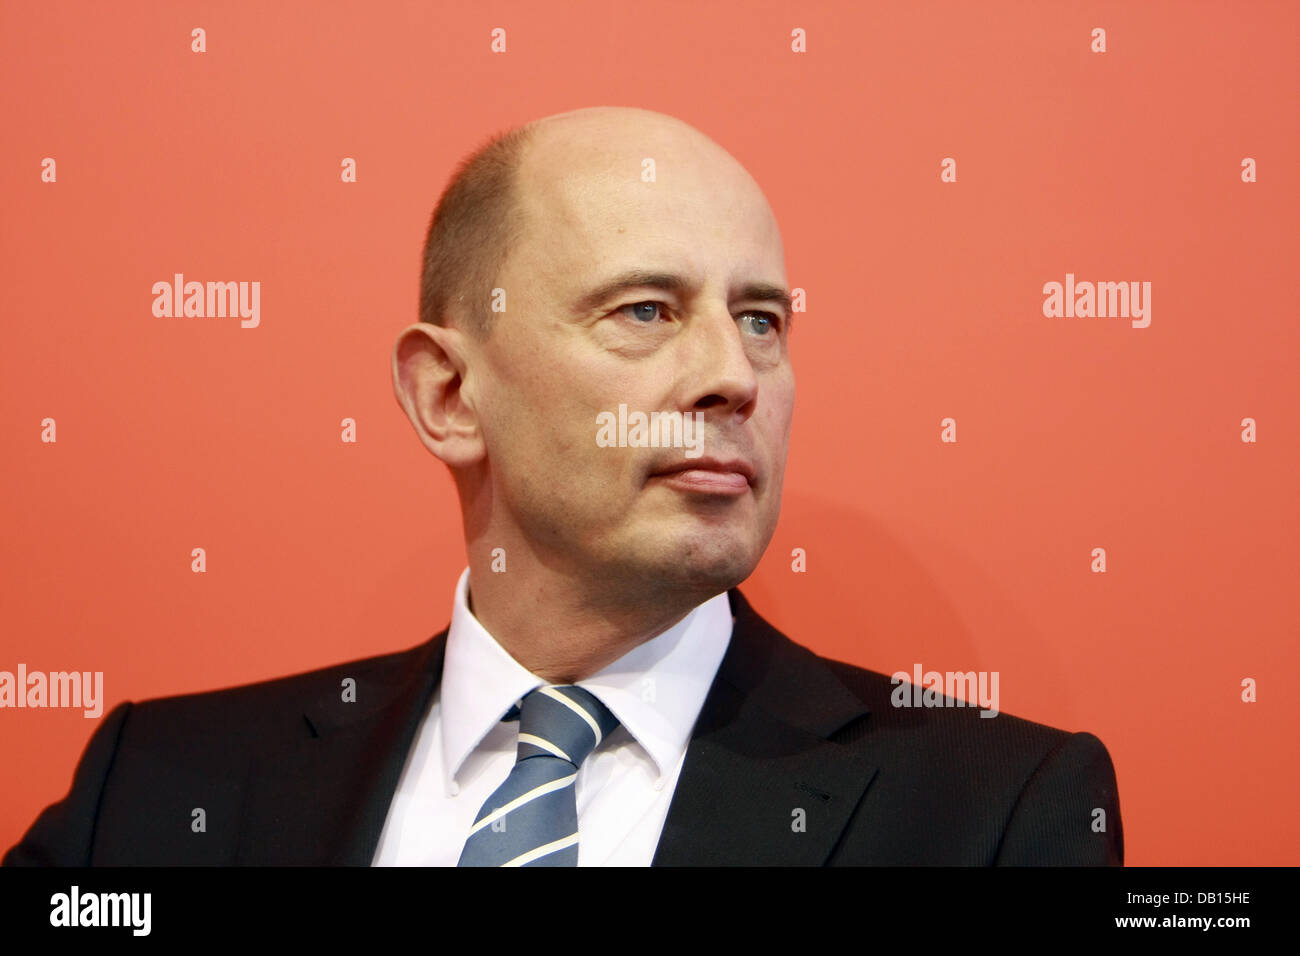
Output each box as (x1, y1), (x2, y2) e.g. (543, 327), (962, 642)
(4, 106), (1122, 866)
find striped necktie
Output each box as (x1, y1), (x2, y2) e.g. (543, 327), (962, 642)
(457, 684), (620, 867)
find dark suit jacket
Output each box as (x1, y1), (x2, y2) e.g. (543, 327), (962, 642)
(4, 588), (1122, 865)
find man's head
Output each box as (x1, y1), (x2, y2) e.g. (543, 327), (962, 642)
(394, 106), (794, 610)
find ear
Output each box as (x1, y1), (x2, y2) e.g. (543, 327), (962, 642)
(391, 322), (485, 468)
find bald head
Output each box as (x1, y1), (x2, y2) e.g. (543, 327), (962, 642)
(417, 107), (777, 338)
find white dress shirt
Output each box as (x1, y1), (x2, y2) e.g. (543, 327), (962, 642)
(371, 567), (733, 866)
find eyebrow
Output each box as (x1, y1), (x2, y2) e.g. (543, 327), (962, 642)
(573, 269), (793, 323)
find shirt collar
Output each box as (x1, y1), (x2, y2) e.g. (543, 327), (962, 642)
(440, 567), (733, 786)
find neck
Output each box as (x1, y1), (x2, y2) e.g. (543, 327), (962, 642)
(454, 471), (724, 682)
(464, 559), (707, 684)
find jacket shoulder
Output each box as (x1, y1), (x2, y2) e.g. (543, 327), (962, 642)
(125, 633), (442, 748)
(819, 654), (1070, 744)
(2, 633), (446, 866)
(725, 590), (1122, 864)
(814, 653), (1123, 864)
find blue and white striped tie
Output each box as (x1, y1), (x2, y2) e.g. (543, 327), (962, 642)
(457, 684), (620, 867)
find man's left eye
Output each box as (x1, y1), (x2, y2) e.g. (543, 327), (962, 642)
(740, 311), (781, 335)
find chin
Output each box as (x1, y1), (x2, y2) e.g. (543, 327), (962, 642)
(599, 510), (771, 595)
(654, 533), (761, 596)
(679, 563), (751, 599)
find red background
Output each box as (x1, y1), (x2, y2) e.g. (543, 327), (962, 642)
(1, 0), (1296, 864)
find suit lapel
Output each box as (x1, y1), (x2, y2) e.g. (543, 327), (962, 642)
(652, 590), (877, 865)
(233, 631), (447, 865)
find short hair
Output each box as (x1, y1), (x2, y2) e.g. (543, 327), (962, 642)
(418, 123), (536, 338)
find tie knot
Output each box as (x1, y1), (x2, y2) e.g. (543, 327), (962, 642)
(515, 685), (619, 768)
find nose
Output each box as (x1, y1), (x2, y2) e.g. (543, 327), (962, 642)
(680, 303), (759, 420)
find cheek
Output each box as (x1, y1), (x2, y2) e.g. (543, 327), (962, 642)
(769, 380), (796, 441)
(495, 400), (609, 500)
(760, 395), (795, 445)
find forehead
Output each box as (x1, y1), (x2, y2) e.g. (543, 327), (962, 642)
(510, 124), (785, 298)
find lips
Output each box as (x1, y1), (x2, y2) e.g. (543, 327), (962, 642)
(649, 457), (755, 494)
